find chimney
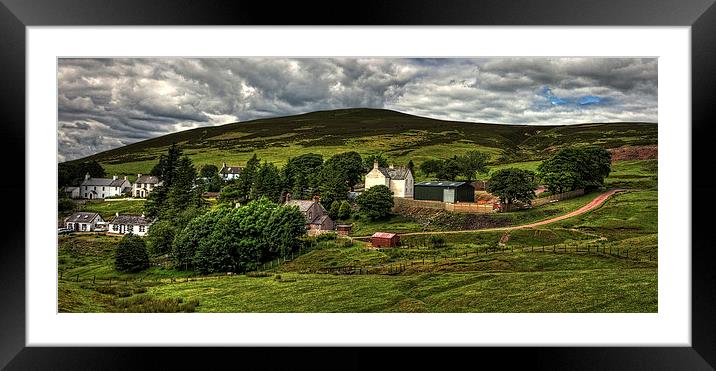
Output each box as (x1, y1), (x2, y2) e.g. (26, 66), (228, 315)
(84, 173), (90, 181)
(112, 175), (118, 180)
(137, 173), (142, 178)
(313, 195), (320, 203)
(115, 212), (119, 217)
(373, 160), (379, 169)
(141, 213), (145, 218)
(124, 176), (128, 180)
(223, 162), (227, 168)
(389, 164), (394, 169)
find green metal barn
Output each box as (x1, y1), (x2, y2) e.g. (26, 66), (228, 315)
(413, 181), (475, 203)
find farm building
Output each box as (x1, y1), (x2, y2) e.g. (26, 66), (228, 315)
(132, 174), (161, 198)
(65, 212), (104, 232)
(370, 232), (400, 248)
(219, 162), (242, 181)
(336, 224), (353, 236)
(414, 181), (475, 203)
(107, 213), (153, 236)
(284, 195), (335, 236)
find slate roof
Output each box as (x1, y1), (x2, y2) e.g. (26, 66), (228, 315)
(81, 178), (129, 187)
(66, 212), (102, 223)
(415, 181), (467, 187)
(220, 166), (243, 174)
(110, 214), (152, 226)
(135, 175), (159, 184)
(63, 186), (78, 192)
(375, 166), (411, 180)
(285, 200), (318, 213)
(310, 214), (331, 225)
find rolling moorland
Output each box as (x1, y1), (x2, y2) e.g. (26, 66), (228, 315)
(59, 108), (658, 313)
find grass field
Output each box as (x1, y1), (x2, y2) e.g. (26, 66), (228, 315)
(57, 108), (658, 313)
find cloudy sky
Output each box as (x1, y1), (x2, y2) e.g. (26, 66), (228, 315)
(58, 57), (657, 162)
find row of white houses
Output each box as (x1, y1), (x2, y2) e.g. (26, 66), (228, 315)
(63, 173), (161, 200)
(64, 212), (153, 236)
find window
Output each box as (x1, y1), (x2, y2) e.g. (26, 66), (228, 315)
(102, 186), (105, 191)
(81, 224), (87, 231)
(139, 225), (145, 232)
(112, 224), (118, 231)
(93, 186), (96, 191)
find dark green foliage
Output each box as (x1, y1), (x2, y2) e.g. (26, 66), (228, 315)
(537, 147), (612, 193)
(356, 185), (394, 220)
(407, 160), (415, 174)
(420, 151), (489, 181)
(145, 144), (204, 219)
(488, 168), (538, 205)
(145, 219), (177, 256)
(172, 207), (231, 269)
(317, 163), (350, 207)
(58, 197), (77, 215)
(363, 153), (388, 172)
(192, 198), (306, 273)
(58, 160), (106, 187)
(429, 235), (446, 248)
(199, 164), (219, 178)
(114, 234), (149, 273)
(251, 162), (283, 202)
(329, 201), (341, 219)
(322, 151), (364, 188)
(263, 205), (308, 258)
(337, 201), (351, 220)
(283, 153), (323, 200)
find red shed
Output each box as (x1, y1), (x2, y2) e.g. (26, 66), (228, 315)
(370, 232), (400, 248)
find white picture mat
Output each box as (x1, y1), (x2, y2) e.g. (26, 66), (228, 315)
(27, 26), (690, 346)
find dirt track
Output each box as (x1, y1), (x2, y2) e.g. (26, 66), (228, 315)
(395, 189), (623, 237)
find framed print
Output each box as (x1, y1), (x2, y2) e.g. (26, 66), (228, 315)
(2, 0), (716, 369)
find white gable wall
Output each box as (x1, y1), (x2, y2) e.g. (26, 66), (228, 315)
(365, 168), (389, 190)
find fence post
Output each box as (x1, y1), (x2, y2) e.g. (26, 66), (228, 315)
(60, 271), (63, 280)
(93, 275), (96, 284)
(76, 274), (80, 282)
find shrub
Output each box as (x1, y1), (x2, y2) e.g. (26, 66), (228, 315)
(146, 219), (177, 256)
(114, 234), (150, 273)
(356, 185), (394, 220)
(246, 271), (273, 278)
(316, 232), (338, 242)
(429, 235), (446, 248)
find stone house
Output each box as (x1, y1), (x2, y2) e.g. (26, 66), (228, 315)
(284, 195), (335, 236)
(219, 162), (242, 181)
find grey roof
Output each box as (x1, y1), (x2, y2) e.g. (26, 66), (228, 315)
(220, 166), (243, 174)
(310, 214), (332, 225)
(110, 214), (152, 226)
(81, 177), (130, 187)
(375, 166), (411, 180)
(135, 175), (159, 184)
(415, 181), (468, 187)
(285, 199), (323, 213)
(63, 186), (78, 192)
(66, 212), (102, 223)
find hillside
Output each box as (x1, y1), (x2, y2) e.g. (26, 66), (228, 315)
(65, 108), (657, 176)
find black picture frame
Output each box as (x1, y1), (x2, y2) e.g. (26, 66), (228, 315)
(2, 0), (714, 369)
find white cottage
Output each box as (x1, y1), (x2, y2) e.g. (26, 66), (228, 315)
(80, 173), (131, 199)
(65, 212), (104, 232)
(219, 162), (242, 181)
(108, 213), (153, 236)
(364, 161), (414, 198)
(132, 174), (160, 198)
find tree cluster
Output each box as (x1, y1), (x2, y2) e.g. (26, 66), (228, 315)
(58, 160), (106, 187)
(537, 147), (612, 194)
(356, 185), (394, 220)
(114, 233), (150, 273)
(487, 168), (537, 205)
(172, 198), (306, 273)
(419, 151), (489, 181)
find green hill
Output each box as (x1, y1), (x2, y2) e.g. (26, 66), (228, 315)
(65, 108), (657, 177)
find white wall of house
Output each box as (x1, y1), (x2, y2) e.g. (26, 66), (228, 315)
(108, 223), (150, 236)
(365, 169), (390, 189)
(132, 183), (156, 198)
(66, 220), (98, 232)
(221, 173), (240, 181)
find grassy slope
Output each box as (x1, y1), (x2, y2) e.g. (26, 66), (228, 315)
(63, 108), (656, 177)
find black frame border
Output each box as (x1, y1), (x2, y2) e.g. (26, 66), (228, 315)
(1, 0), (715, 369)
